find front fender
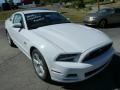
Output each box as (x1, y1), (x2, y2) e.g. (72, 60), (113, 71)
(29, 39), (64, 70)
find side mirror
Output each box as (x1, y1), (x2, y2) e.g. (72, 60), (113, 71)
(67, 18), (70, 20)
(13, 23), (23, 28)
(9, 18), (12, 21)
(111, 11), (115, 14)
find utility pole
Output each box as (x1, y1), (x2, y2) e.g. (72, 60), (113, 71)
(97, 0), (100, 11)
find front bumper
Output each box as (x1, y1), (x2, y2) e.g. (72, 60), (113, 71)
(50, 48), (114, 83)
(84, 20), (99, 26)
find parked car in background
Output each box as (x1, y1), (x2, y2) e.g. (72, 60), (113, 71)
(84, 7), (120, 28)
(5, 10), (114, 83)
(2, 3), (11, 10)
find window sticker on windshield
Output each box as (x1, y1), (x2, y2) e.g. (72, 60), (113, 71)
(26, 15), (42, 21)
(33, 17), (45, 22)
(26, 14), (35, 18)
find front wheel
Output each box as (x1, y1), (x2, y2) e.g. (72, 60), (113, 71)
(31, 49), (50, 81)
(99, 19), (107, 28)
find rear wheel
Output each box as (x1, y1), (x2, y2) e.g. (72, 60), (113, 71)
(99, 19), (107, 28)
(31, 49), (50, 81)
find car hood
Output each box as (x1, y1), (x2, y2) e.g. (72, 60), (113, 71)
(32, 23), (112, 53)
(87, 12), (98, 17)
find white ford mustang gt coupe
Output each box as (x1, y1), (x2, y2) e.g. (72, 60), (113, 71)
(5, 10), (114, 83)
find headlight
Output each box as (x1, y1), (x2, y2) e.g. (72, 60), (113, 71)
(89, 17), (96, 21)
(56, 53), (80, 62)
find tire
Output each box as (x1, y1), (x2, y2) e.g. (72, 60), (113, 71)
(6, 32), (15, 47)
(99, 19), (107, 28)
(31, 49), (50, 81)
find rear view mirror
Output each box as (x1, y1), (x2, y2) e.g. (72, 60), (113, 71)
(13, 23), (23, 28)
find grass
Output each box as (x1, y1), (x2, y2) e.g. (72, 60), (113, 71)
(0, 1), (119, 22)
(0, 7), (88, 22)
(59, 8), (88, 22)
(0, 10), (16, 21)
(42, 5), (89, 22)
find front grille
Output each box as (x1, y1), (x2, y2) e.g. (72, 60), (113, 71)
(83, 43), (112, 62)
(85, 63), (107, 77)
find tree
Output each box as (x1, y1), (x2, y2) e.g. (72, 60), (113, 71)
(5, 0), (8, 3)
(33, 0), (40, 4)
(77, 0), (85, 8)
(71, 0), (85, 8)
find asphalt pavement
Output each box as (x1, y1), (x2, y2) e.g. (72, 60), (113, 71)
(0, 21), (120, 90)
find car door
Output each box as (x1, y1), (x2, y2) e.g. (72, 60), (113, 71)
(105, 9), (116, 24)
(6, 14), (16, 40)
(114, 8), (120, 23)
(12, 13), (30, 55)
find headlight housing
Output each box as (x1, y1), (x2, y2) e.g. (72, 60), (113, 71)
(89, 17), (96, 21)
(56, 53), (80, 62)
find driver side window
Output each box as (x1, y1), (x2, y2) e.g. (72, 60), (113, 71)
(13, 14), (25, 28)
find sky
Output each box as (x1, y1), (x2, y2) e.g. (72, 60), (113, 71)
(0, 0), (5, 4)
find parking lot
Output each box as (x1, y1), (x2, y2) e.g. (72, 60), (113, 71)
(0, 21), (120, 90)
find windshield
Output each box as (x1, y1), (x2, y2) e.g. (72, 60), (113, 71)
(25, 12), (70, 30)
(97, 8), (114, 14)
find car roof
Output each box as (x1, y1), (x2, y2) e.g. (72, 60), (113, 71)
(16, 10), (57, 14)
(31, 8), (49, 10)
(89, 7), (120, 13)
(100, 7), (114, 10)
(100, 7), (120, 10)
